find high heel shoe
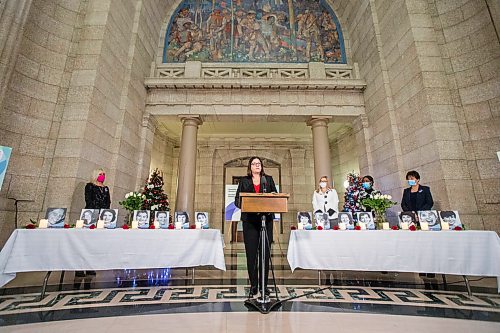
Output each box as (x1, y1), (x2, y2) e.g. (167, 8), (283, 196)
(248, 286), (258, 298)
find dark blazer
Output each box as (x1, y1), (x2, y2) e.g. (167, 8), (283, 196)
(401, 185), (434, 211)
(234, 175), (278, 223)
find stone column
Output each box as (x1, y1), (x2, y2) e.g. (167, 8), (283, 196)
(175, 116), (202, 222)
(308, 117), (332, 186)
(0, 0), (33, 108)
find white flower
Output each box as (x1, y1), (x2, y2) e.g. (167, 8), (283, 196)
(125, 193), (130, 199)
(387, 195), (392, 200)
(148, 184), (154, 189)
(142, 194), (146, 199)
(151, 205), (158, 210)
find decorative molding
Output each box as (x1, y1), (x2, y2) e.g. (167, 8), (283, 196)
(146, 63), (365, 91)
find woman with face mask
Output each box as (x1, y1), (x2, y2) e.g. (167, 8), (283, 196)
(312, 176), (339, 221)
(359, 175), (381, 212)
(401, 170), (434, 212)
(76, 168), (112, 287)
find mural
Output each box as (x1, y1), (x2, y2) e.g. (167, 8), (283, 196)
(163, 0), (346, 63)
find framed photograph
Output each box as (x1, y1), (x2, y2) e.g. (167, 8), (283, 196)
(418, 210), (440, 231)
(45, 208), (66, 228)
(134, 210), (150, 229)
(99, 209), (118, 229)
(356, 211), (375, 230)
(175, 211), (189, 229)
(439, 210), (462, 229)
(338, 212), (354, 230)
(195, 212), (209, 229)
(398, 211), (417, 228)
(79, 209), (99, 228)
(314, 212), (331, 230)
(155, 211), (170, 229)
(297, 212), (313, 230)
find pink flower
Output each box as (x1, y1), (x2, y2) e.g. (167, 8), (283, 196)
(317, 226), (323, 230)
(122, 224), (129, 230)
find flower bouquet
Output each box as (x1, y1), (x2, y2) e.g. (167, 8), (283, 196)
(119, 192), (145, 225)
(361, 193), (397, 228)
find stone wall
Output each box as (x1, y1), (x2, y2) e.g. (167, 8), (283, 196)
(431, 0), (500, 231)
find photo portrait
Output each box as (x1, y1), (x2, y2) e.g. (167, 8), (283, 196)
(195, 212), (209, 229)
(338, 212), (354, 230)
(398, 211), (417, 228)
(134, 210), (150, 229)
(79, 209), (99, 228)
(45, 208), (66, 228)
(315, 212), (331, 230)
(297, 212), (313, 230)
(155, 211), (170, 229)
(175, 211), (189, 229)
(439, 210), (462, 229)
(356, 211), (375, 230)
(99, 209), (118, 229)
(418, 210), (440, 231)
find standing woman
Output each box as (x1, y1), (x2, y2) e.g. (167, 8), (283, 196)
(401, 170), (433, 212)
(312, 176), (339, 222)
(359, 175), (380, 211)
(235, 157), (277, 298)
(76, 168), (111, 287)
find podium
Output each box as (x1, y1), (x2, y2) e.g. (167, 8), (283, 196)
(239, 193), (289, 314)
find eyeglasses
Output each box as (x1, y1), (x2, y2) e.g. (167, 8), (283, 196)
(251, 163), (261, 166)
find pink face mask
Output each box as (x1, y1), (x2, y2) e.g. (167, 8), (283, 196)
(97, 174), (105, 183)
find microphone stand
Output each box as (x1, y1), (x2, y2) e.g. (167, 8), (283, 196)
(8, 197), (34, 229)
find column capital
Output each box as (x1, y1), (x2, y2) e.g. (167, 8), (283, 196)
(307, 116), (331, 128)
(179, 115), (203, 126)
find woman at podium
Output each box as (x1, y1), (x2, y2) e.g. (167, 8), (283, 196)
(235, 157), (277, 298)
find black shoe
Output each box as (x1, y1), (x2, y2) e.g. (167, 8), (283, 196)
(249, 286), (258, 298)
(264, 288), (272, 297)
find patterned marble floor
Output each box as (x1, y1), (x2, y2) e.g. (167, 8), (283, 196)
(0, 243), (498, 330)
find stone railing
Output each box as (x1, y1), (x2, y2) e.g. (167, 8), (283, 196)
(146, 62), (365, 90)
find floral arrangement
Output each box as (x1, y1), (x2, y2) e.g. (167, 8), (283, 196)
(360, 193), (397, 224)
(119, 192), (145, 212)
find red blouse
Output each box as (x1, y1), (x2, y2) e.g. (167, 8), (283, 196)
(253, 184), (260, 193)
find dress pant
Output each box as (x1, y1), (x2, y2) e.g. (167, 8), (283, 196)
(243, 216), (273, 289)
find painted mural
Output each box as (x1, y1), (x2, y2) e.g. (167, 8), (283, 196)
(163, 0), (346, 63)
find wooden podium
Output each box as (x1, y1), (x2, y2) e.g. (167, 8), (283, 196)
(239, 193), (290, 214)
(240, 192), (289, 314)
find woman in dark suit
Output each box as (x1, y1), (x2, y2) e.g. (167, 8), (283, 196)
(235, 157), (277, 298)
(401, 170), (434, 212)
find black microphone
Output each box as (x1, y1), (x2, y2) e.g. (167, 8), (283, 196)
(261, 175), (267, 193)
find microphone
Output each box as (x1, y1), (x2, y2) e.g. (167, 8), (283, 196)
(261, 175), (267, 193)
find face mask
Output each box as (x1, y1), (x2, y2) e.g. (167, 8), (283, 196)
(362, 182), (371, 190)
(319, 182), (327, 188)
(97, 174), (105, 183)
(407, 179), (416, 186)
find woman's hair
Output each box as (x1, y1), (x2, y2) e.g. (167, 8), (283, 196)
(399, 211), (416, 222)
(362, 175), (374, 184)
(246, 156), (266, 177)
(406, 170), (420, 180)
(439, 211), (456, 219)
(339, 212), (353, 222)
(136, 210), (148, 217)
(196, 212), (206, 219)
(316, 175), (332, 193)
(176, 211), (189, 222)
(297, 211), (311, 223)
(82, 209), (93, 217)
(90, 168), (105, 183)
(100, 209), (116, 220)
(156, 211), (168, 218)
(358, 212), (371, 221)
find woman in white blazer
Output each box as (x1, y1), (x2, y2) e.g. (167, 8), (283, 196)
(312, 175), (339, 221)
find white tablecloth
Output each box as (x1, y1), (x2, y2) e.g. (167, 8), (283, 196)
(288, 230), (500, 280)
(0, 229), (226, 287)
